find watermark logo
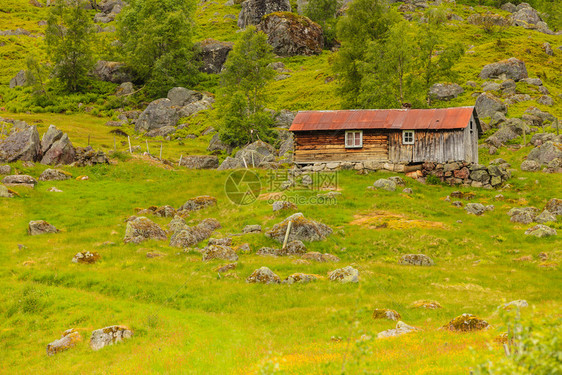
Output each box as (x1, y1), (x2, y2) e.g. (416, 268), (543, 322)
(224, 170), (261, 205)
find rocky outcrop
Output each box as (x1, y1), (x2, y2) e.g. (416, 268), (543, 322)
(208, 133), (234, 154)
(442, 313), (488, 332)
(399, 254), (434, 266)
(0, 184), (15, 198)
(272, 200), (297, 212)
(524, 224), (557, 237)
(257, 13), (323, 57)
(474, 93), (507, 118)
(545, 198), (562, 216)
(420, 161), (510, 188)
(266, 213), (332, 242)
(167, 87), (203, 107)
(41, 125), (63, 154)
(467, 13), (511, 27)
(486, 119), (528, 148)
(39, 169), (71, 181)
(328, 266), (359, 283)
(46, 329), (82, 356)
(479, 58), (528, 81)
(123, 217), (167, 244)
(28, 220), (59, 235)
(92, 61), (134, 84)
(197, 39), (234, 74)
(527, 141), (562, 166)
(238, 0), (292, 28)
(511, 4), (541, 26)
(180, 155), (219, 169)
(90, 325), (133, 351)
(428, 83), (464, 102)
(169, 218), (221, 248)
(41, 134), (76, 165)
(74, 146), (110, 166)
(0, 125), (41, 162)
(508, 207), (540, 224)
(9, 70), (27, 88)
(202, 245), (239, 261)
(179, 196), (217, 212)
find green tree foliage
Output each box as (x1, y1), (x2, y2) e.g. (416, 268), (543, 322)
(218, 27), (276, 147)
(333, 0), (400, 108)
(305, 0), (339, 47)
(45, 0), (95, 92)
(118, 0), (199, 98)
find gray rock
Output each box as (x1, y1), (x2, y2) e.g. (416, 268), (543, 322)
(475, 93), (507, 118)
(527, 141), (562, 165)
(256, 13), (323, 57)
(500, 79), (516, 94)
(0, 165), (11, 175)
(0, 125), (41, 162)
(28, 220), (59, 235)
(489, 112), (507, 128)
(512, 5), (542, 26)
(2, 174), (37, 188)
(135, 99), (180, 132)
(482, 81), (501, 92)
(234, 140), (276, 167)
(197, 39), (234, 74)
(90, 325), (133, 351)
(543, 42), (554, 56)
(115, 82), (134, 96)
(9, 70), (27, 88)
(378, 321), (418, 338)
(146, 126), (177, 138)
(399, 254), (434, 266)
(40, 134), (76, 165)
(524, 107), (555, 123)
(217, 156), (243, 170)
(202, 245), (239, 261)
(545, 198), (562, 215)
(428, 83), (464, 101)
(524, 224), (557, 237)
(46, 329), (81, 356)
(470, 169), (490, 184)
(41, 125), (63, 154)
(167, 87), (203, 107)
(535, 210), (557, 224)
(177, 96), (214, 118)
(246, 266), (281, 284)
(537, 95), (553, 106)
(274, 109), (297, 128)
(486, 119), (529, 148)
(508, 207), (539, 224)
(92, 61), (134, 83)
(465, 203), (489, 215)
(179, 196), (217, 212)
(373, 178), (396, 191)
(266, 212), (332, 242)
(479, 57), (528, 82)
(180, 155), (219, 169)
(521, 78), (543, 86)
(242, 224), (262, 233)
(521, 160), (541, 172)
(208, 133), (234, 154)
(500, 2), (516, 12)
(272, 200), (297, 212)
(328, 266), (359, 283)
(170, 219), (220, 248)
(123, 217), (167, 244)
(39, 169), (71, 181)
(0, 184), (14, 198)
(238, 0), (291, 28)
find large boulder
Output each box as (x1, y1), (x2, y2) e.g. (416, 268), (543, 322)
(217, 156), (243, 170)
(135, 99), (180, 132)
(235, 141), (276, 167)
(257, 13), (323, 57)
(527, 141), (562, 165)
(46, 329), (82, 356)
(123, 217), (167, 244)
(246, 266), (281, 284)
(0, 125), (41, 162)
(92, 61), (134, 83)
(373, 178), (396, 191)
(74, 146), (109, 166)
(41, 125), (63, 154)
(40, 134), (76, 165)
(90, 325), (133, 351)
(511, 5), (542, 26)
(507, 207), (539, 224)
(486, 119), (528, 148)
(197, 39), (234, 74)
(179, 195), (217, 212)
(202, 245), (239, 261)
(474, 93), (507, 118)
(9, 70), (27, 88)
(169, 218), (221, 248)
(0, 184), (15, 198)
(180, 155), (219, 169)
(545, 198), (562, 216)
(524, 224), (557, 237)
(167, 87), (203, 107)
(266, 213), (332, 243)
(479, 58), (528, 82)
(208, 133), (234, 154)
(28, 220), (59, 235)
(428, 83), (464, 102)
(237, 0), (292, 28)
(2, 174), (37, 188)
(442, 313), (489, 332)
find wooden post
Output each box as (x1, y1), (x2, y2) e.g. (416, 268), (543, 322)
(179, 154), (183, 166)
(282, 220), (293, 250)
(113, 137), (116, 151)
(128, 136), (132, 153)
(159, 142), (163, 160)
(556, 118), (560, 136)
(146, 139), (149, 154)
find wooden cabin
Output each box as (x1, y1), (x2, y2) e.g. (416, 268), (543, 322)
(289, 107), (482, 166)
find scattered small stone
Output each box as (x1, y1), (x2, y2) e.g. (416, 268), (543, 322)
(399, 254), (434, 266)
(242, 224), (262, 233)
(146, 251), (166, 258)
(2, 174), (37, 188)
(46, 329), (82, 356)
(179, 195), (217, 211)
(246, 267), (281, 284)
(235, 243), (251, 253)
(301, 252), (340, 262)
(28, 220), (59, 235)
(410, 300), (442, 309)
(373, 178), (396, 191)
(465, 203), (493, 215)
(89, 326), (133, 351)
(208, 237), (233, 246)
(272, 200), (297, 212)
(202, 245), (239, 262)
(47, 187), (63, 192)
(328, 266), (359, 283)
(402, 188), (413, 194)
(442, 313), (489, 332)
(216, 263), (237, 273)
(372, 309), (401, 321)
(38, 169), (71, 181)
(377, 321), (418, 338)
(72, 251), (101, 264)
(283, 273), (318, 284)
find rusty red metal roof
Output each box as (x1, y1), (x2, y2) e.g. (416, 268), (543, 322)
(289, 107), (477, 132)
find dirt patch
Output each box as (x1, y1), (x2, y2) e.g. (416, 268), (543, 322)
(350, 211), (446, 230)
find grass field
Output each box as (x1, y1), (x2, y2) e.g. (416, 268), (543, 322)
(0, 154), (560, 374)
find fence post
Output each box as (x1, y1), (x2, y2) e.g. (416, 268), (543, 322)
(146, 139), (149, 154)
(128, 136), (132, 153)
(160, 142), (163, 160)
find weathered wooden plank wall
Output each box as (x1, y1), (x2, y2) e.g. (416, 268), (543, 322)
(388, 130), (468, 163)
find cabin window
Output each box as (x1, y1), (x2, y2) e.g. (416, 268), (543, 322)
(402, 130), (414, 145)
(345, 131), (363, 148)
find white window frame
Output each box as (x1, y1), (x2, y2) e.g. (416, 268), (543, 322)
(345, 130), (363, 148)
(402, 130), (415, 145)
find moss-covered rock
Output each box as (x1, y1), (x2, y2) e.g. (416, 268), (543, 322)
(266, 213), (332, 243)
(442, 313), (489, 332)
(72, 251), (101, 264)
(46, 329), (82, 356)
(372, 309), (401, 321)
(123, 217), (167, 244)
(246, 267), (281, 284)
